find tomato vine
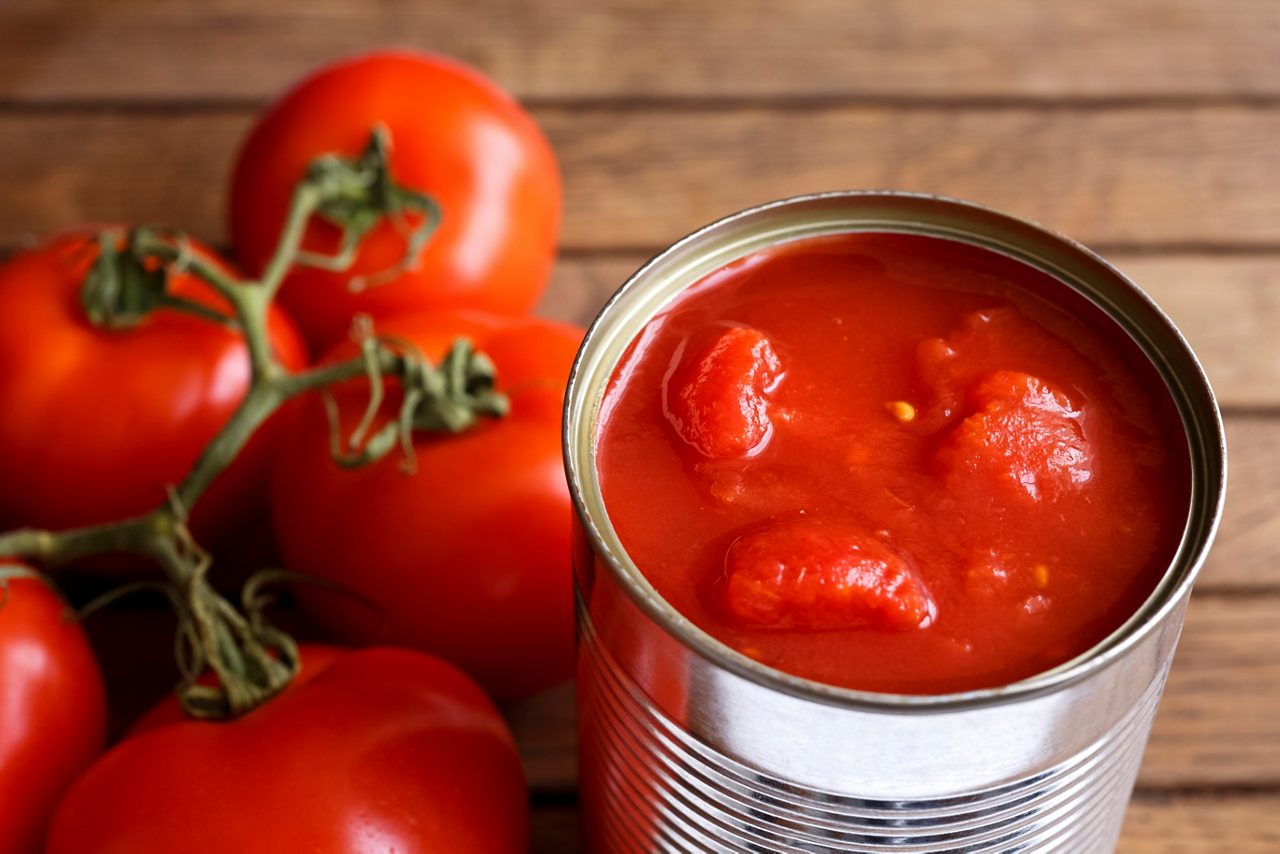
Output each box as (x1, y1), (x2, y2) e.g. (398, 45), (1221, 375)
(0, 127), (506, 720)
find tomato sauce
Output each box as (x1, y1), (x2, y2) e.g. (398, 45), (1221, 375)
(595, 233), (1189, 695)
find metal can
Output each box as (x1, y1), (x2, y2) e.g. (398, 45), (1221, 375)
(563, 192), (1227, 852)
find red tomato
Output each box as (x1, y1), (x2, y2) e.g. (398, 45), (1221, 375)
(47, 646), (527, 853)
(667, 325), (784, 459)
(937, 370), (1092, 505)
(229, 50), (562, 352)
(271, 312), (580, 699)
(128, 645), (345, 736)
(0, 568), (106, 852)
(722, 519), (934, 631)
(0, 231), (306, 542)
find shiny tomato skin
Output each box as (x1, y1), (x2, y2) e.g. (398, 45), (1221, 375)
(937, 370), (1092, 505)
(229, 50), (562, 352)
(46, 645), (528, 853)
(667, 326), (784, 459)
(0, 231), (306, 544)
(128, 645), (346, 736)
(270, 312), (580, 699)
(723, 519), (933, 631)
(0, 570), (106, 853)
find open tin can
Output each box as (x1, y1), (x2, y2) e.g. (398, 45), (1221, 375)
(563, 192), (1227, 852)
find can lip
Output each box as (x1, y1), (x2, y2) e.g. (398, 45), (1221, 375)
(563, 189), (1229, 713)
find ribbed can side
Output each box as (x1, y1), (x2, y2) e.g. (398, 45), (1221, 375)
(579, 609), (1168, 854)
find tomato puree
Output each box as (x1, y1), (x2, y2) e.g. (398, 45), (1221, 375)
(595, 233), (1189, 694)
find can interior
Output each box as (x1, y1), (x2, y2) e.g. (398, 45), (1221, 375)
(563, 190), (1228, 711)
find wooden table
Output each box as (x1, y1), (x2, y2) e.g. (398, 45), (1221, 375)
(2, 1), (1278, 850)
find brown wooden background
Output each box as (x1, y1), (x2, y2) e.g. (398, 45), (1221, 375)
(2, 1), (1278, 850)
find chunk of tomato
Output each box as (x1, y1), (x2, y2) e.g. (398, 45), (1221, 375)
(665, 326), (783, 459)
(722, 520), (933, 631)
(937, 370), (1092, 504)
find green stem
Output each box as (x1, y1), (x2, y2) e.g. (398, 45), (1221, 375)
(0, 516), (158, 567)
(260, 183), (323, 298)
(129, 230), (243, 305)
(128, 231), (277, 381)
(0, 126), (477, 720)
(276, 350), (402, 397)
(157, 294), (237, 330)
(172, 383), (283, 513)
(173, 349), (403, 512)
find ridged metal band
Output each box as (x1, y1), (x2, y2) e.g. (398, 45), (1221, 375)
(579, 605), (1168, 853)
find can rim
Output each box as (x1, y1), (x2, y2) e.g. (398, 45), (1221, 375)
(563, 189), (1228, 713)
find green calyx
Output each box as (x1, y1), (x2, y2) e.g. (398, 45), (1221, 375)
(80, 229), (175, 329)
(328, 331), (510, 471)
(295, 125), (442, 291)
(407, 338), (511, 433)
(80, 227), (238, 331)
(177, 566), (301, 720)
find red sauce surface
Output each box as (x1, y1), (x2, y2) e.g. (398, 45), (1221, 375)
(596, 233), (1189, 695)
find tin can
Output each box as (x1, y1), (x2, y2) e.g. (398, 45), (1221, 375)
(563, 192), (1227, 852)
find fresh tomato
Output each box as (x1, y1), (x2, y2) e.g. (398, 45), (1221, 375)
(0, 566), (106, 853)
(270, 312), (580, 699)
(128, 645), (345, 736)
(229, 50), (562, 352)
(46, 645), (528, 853)
(0, 231), (306, 542)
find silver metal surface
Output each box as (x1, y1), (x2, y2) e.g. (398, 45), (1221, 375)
(564, 192), (1227, 852)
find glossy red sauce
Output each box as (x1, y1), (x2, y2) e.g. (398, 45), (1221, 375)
(595, 233), (1189, 695)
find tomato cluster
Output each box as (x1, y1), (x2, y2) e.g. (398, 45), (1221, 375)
(0, 51), (574, 852)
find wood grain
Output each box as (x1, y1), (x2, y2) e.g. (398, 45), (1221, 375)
(1202, 416), (1280, 590)
(547, 105), (1280, 250)
(0, 107), (1277, 255)
(1121, 793), (1280, 853)
(530, 794), (1280, 852)
(1142, 594), (1280, 788)
(4, 1), (1274, 845)
(1, 1), (1277, 103)
(504, 681), (577, 794)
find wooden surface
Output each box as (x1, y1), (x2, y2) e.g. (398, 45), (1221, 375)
(2, 1), (1277, 850)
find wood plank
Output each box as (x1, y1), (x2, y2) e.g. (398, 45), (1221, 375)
(530, 794), (1280, 852)
(530, 805), (578, 854)
(1121, 793), (1280, 853)
(1202, 416), (1280, 590)
(503, 681), (576, 793)
(547, 105), (1280, 251)
(1111, 256), (1280, 412)
(0, 107), (1277, 257)
(1, 1), (1277, 102)
(1141, 595), (1280, 788)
